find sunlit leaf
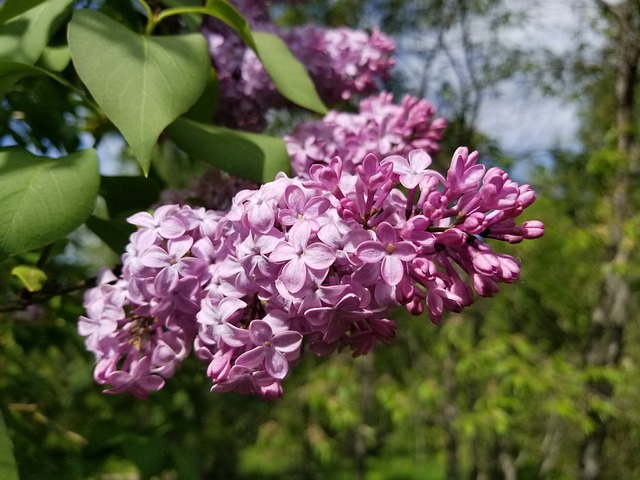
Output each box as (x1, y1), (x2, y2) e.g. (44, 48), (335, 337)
(0, 148), (100, 261)
(11, 264), (48, 292)
(252, 31), (327, 114)
(0, 0), (73, 64)
(68, 9), (210, 175)
(166, 117), (291, 183)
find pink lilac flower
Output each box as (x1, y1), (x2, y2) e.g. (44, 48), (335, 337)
(285, 92), (446, 176)
(80, 147), (543, 399)
(202, 1), (395, 130)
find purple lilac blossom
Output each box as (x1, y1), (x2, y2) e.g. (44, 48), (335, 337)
(202, 2), (395, 130)
(285, 92), (447, 176)
(79, 147), (543, 399)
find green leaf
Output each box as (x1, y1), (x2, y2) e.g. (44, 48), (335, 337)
(0, 0), (73, 63)
(86, 215), (135, 254)
(203, 0), (256, 49)
(0, 410), (18, 480)
(100, 175), (161, 218)
(37, 44), (71, 72)
(68, 9), (210, 175)
(183, 68), (219, 123)
(0, 0), (50, 25)
(166, 117), (291, 183)
(0, 148), (100, 261)
(11, 264), (48, 292)
(161, 0), (203, 31)
(0, 60), (74, 98)
(252, 31), (327, 115)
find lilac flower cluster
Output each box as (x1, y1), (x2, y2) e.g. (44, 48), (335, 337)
(79, 148), (543, 399)
(283, 26), (395, 103)
(286, 91), (447, 177)
(203, 2), (395, 130)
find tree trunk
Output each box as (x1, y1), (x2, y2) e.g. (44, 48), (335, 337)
(580, 2), (640, 479)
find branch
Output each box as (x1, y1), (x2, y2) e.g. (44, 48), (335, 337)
(0, 278), (97, 313)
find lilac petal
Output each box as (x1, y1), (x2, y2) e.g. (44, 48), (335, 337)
(248, 320), (273, 345)
(337, 293), (362, 311)
(248, 202), (275, 233)
(409, 149), (432, 170)
(317, 223), (341, 247)
(288, 222), (311, 251)
(271, 331), (302, 353)
(255, 233), (282, 253)
(265, 350), (289, 379)
(236, 346), (268, 369)
(159, 217), (186, 239)
(305, 196), (330, 216)
(356, 241), (386, 262)
(168, 236), (193, 258)
(270, 242), (296, 263)
(140, 246), (169, 268)
(127, 211), (155, 228)
(381, 256), (404, 286)
(284, 184), (306, 212)
(136, 374), (166, 392)
(303, 243), (335, 269)
(279, 210), (300, 226)
(107, 370), (131, 386)
(400, 173), (423, 189)
(375, 222), (396, 245)
(305, 307), (331, 327)
(221, 323), (251, 347)
(218, 297), (247, 323)
(281, 257), (308, 293)
(155, 266), (179, 293)
(393, 242), (418, 261)
(324, 316), (346, 343)
(177, 257), (206, 278)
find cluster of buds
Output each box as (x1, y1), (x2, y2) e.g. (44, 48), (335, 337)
(79, 147), (543, 399)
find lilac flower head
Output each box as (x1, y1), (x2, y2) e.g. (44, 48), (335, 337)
(286, 92), (446, 176)
(201, 2), (396, 130)
(81, 145), (542, 399)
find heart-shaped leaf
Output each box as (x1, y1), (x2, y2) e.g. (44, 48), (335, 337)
(0, 148), (100, 261)
(0, 0), (73, 63)
(166, 117), (291, 183)
(68, 9), (210, 175)
(252, 31), (327, 115)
